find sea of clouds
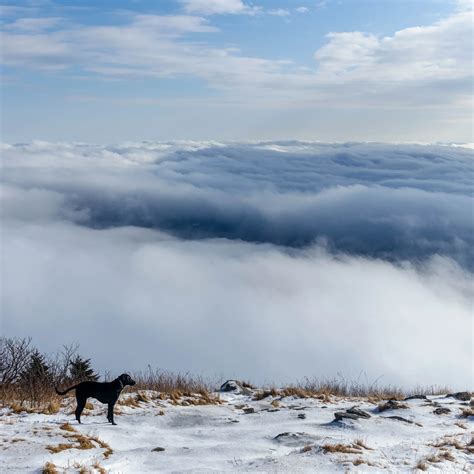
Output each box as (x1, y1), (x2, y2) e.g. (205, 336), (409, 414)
(1, 141), (472, 388)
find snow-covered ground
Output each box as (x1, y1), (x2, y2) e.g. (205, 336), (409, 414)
(1, 388), (472, 473)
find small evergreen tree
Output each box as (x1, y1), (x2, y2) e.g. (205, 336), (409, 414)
(21, 350), (51, 382)
(69, 355), (99, 383)
(20, 350), (52, 403)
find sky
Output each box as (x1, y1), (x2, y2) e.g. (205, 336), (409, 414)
(1, 0), (473, 143)
(0, 1), (473, 388)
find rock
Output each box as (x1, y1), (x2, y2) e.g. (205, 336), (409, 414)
(334, 411), (360, 421)
(378, 400), (408, 412)
(151, 447), (165, 452)
(273, 432), (318, 447)
(384, 416), (414, 424)
(220, 380), (239, 392)
(404, 395), (427, 401)
(243, 407), (255, 414)
(447, 392), (471, 401)
(219, 380), (254, 395)
(297, 413), (306, 419)
(433, 407), (451, 415)
(346, 407), (371, 419)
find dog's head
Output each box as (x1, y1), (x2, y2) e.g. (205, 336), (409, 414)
(118, 373), (136, 387)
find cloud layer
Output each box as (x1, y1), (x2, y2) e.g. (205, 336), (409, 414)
(1, 141), (472, 387)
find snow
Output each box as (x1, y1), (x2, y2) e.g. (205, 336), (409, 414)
(0, 391), (472, 472)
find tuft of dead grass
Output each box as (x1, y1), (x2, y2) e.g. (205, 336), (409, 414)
(459, 407), (474, 418)
(46, 442), (76, 454)
(352, 458), (374, 466)
(92, 460), (107, 474)
(45, 401), (61, 414)
(59, 422), (76, 432)
(416, 460), (428, 471)
(42, 462), (59, 474)
(353, 439), (372, 450)
(322, 442), (362, 455)
(88, 435), (113, 459)
(47, 430), (113, 458)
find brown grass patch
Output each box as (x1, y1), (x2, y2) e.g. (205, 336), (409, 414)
(47, 430), (112, 458)
(59, 422), (76, 432)
(416, 460), (428, 471)
(353, 439), (372, 450)
(45, 401), (61, 414)
(353, 458), (373, 466)
(42, 462), (59, 474)
(322, 442), (362, 455)
(459, 407), (474, 417)
(88, 435), (113, 459)
(300, 445), (313, 453)
(431, 435), (473, 454)
(92, 460), (107, 474)
(253, 388), (279, 400)
(46, 442), (76, 454)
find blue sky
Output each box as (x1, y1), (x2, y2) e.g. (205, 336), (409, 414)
(1, 0), (472, 142)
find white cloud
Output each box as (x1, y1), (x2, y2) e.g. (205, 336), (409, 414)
(180, 0), (259, 15)
(314, 9), (472, 83)
(1, 141), (472, 386)
(0, 3), (472, 141)
(1, 6), (471, 105)
(268, 8), (290, 17)
(295, 7), (309, 13)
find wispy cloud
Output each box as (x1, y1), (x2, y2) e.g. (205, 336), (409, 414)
(1, 5), (471, 112)
(179, 0), (261, 16)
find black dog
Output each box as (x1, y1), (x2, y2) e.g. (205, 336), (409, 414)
(55, 373), (136, 425)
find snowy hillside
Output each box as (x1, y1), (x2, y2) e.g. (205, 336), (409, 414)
(1, 385), (472, 473)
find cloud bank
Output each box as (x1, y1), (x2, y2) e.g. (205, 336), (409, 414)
(1, 141), (472, 387)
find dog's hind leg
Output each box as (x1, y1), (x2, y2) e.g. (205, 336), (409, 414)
(75, 396), (86, 424)
(107, 402), (117, 425)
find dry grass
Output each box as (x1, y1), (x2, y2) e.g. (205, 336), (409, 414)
(42, 462), (59, 474)
(47, 427), (113, 458)
(322, 442), (363, 455)
(321, 438), (372, 456)
(300, 445), (313, 453)
(352, 458), (374, 466)
(6, 398), (62, 415)
(46, 442), (76, 454)
(416, 448), (456, 469)
(431, 435), (473, 455)
(45, 401), (61, 414)
(132, 369), (213, 395)
(459, 407), (474, 417)
(92, 460), (107, 474)
(416, 460), (428, 471)
(88, 435), (113, 459)
(252, 378), (451, 401)
(353, 438), (373, 450)
(59, 422), (76, 432)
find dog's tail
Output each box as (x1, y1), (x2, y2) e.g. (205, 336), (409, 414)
(55, 384), (79, 396)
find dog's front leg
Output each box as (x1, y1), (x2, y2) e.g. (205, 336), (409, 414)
(107, 402), (117, 425)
